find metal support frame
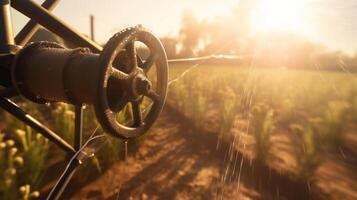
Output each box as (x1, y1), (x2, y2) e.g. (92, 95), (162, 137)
(11, 0), (102, 52)
(74, 105), (83, 150)
(15, 0), (61, 46)
(0, 0), (103, 199)
(0, 97), (76, 154)
(0, 0), (14, 53)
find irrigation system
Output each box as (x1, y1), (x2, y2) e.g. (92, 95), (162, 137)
(0, 0), (168, 198)
(0, 0), (245, 199)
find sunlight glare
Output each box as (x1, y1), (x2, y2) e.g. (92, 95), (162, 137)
(252, 0), (309, 33)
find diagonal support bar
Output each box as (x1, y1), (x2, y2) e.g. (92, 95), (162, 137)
(15, 0), (61, 46)
(11, 0), (102, 52)
(0, 0), (15, 53)
(0, 97), (76, 154)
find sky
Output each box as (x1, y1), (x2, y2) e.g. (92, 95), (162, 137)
(11, 0), (357, 54)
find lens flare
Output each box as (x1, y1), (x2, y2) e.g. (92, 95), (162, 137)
(252, 0), (309, 33)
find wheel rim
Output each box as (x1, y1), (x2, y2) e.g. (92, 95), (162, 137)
(95, 26), (168, 139)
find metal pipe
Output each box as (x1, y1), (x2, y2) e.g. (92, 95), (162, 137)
(11, 43), (101, 104)
(0, 97), (76, 154)
(0, 0), (15, 53)
(15, 0), (61, 46)
(11, 0), (102, 52)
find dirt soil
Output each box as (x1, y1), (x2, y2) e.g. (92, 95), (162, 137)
(68, 106), (326, 200)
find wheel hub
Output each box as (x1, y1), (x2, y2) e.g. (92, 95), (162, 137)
(132, 73), (152, 98)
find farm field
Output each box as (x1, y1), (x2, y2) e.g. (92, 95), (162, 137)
(1, 63), (357, 200)
(167, 63), (357, 199)
(71, 106), (321, 200)
(67, 63), (357, 199)
(2, 0), (357, 199)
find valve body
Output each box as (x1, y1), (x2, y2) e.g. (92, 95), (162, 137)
(12, 42), (104, 104)
(10, 26), (169, 139)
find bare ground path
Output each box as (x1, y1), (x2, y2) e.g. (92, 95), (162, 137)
(69, 106), (325, 200)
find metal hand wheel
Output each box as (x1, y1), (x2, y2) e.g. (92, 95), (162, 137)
(95, 26), (168, 139)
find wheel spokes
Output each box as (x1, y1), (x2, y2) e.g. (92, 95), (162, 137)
(131, 101), (142, 126)
(111, 67), (129, 81)
(126, 41), (138, 71)
(146, 89), (160, 103)
(137, 54), (144, 68)
(142, 54), (157, 73)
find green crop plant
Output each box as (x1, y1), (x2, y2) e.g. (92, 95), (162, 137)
(191, 91), (207, 127)
(219, 93), (239, 142)
(19, 184), (40, 200)
(116, 103), (133, 126)
(167, 64), (357, 174)
(0, 132), (40, 200)
(0, 133), (20, 199)
(2, 109), (24, 133)
(53, 103), (75, 144)
(171, 83), (189, 112)
(250, 103), (275, 162)
(279, 97), (297, 125)
(15, 126), (48, 188)
(347, 88), (357, 123)
(290, 124), (320, 181)
(320, 100), (349, 148)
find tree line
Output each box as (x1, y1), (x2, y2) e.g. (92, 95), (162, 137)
(160, 1), (357, 72)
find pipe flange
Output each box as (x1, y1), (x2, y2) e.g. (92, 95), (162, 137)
(62, 47), (92, 105)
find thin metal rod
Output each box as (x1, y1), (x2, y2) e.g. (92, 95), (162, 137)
(124, 140), (128, 162)
(11, 0), (102, 52)
(167, 54), (246, 63)
(15, 0), (61, 46)
(90, 14), (94, 41)
(74, 105), (83, 150)
(0, 97), (76, 154)
(0, 0), (14, 53)
(46, 159), (80, 200)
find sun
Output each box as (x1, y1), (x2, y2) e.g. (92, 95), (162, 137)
(252, 0), (309, 33)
